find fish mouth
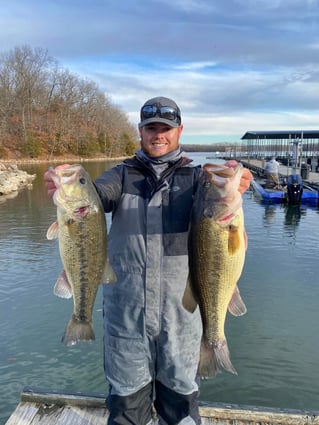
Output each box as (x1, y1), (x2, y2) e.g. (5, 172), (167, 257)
(201, 162), (243, 221)
(49, 164), (82, 188)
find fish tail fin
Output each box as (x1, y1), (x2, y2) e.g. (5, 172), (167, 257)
(62, 315), (95, 346)
(199, 339), (237, 378)
(214, 340), (238, 375)
(199, 341), (219, 378)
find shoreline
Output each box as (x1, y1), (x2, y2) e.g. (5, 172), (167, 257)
(0, 163), (36, 197)
(0, 156), (128, 200)
(0, 155), (129, 165)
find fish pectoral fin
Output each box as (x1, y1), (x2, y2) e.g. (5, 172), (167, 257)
(228, 285), (247, 316)
(46, 221), (59, 240)
(54, 270), (73, 299)
(182, 276), (198, 313)
(244, 229), (248, 250)
(103, 259), (117, 284)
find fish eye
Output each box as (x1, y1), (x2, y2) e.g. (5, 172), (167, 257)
(204, 208), (213, 218)
(79, 177), (86, 185)
(203, 181), (211, 188)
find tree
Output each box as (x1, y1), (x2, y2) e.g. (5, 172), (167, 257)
(0, 44), (138, 159)
(2, 45), (55, 143)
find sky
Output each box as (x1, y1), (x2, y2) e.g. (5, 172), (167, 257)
(1, 0), (319, 145)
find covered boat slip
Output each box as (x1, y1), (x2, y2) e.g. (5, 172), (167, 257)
(5, 387), (319, 425)
(241, 130), (319, 183)
(241, 130), (319, 161)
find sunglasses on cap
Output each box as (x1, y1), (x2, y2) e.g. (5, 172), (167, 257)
(141, 104), (181, 123)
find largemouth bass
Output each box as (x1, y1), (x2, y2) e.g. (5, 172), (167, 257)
(183, 163), (247, 378)
(46, 164), (116, 346)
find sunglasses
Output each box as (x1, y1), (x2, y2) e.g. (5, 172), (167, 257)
(141, 104), (181, 123)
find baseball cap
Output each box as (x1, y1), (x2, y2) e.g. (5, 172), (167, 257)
(139, 96), (182, 128)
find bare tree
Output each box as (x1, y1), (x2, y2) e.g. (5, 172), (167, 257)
(3, 45), (54, 143)
(0, 44), (138, 159)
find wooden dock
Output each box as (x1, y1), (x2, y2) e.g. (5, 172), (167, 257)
(241, 158), (319, 188)
(5, 387), (319, 425)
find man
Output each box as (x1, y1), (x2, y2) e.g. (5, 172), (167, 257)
(264, 157), (280, 187)
(45, 96), (252, 425)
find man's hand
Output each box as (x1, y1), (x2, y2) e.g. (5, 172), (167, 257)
(44, 164), (71, 198)
(224, 160), (253, 194)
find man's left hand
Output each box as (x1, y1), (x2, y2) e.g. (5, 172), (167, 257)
(224, 160), (253, 194)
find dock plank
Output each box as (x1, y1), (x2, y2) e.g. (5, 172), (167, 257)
(6, 401), (108, 425)
(5, 402), (39, 425)
(5, 387), (319, 425)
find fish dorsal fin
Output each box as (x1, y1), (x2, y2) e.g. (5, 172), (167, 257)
(54, 270), (73, 299)
(182, 276), (198, 313)
(228, 286), (247, 316)
(46, 221), (59, 240)
(103, 259), (117, 284)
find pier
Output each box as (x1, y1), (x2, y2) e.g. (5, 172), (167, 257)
(5, 387), (319, 425)
(240, 158), (319, 191)
(238, 130), (319, 190)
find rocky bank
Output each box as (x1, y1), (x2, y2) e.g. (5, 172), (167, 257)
(0, 163), (36, 198)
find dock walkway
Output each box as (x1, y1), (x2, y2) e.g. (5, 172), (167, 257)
(5, 387), (319, 425)
(241, 159), (319, 187)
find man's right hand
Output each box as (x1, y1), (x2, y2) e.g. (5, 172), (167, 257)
(44, 164), (71, 198)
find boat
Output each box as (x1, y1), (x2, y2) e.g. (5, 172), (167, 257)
(251, 174), (319, 206)
(5, 387), (319, 425)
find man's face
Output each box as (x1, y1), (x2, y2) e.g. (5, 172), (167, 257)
(139, 122), (183, 157)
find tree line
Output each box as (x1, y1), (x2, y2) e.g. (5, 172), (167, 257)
(181, 143), (238, 152)
(0, 45), (138, 160)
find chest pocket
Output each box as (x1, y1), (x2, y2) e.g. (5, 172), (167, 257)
(162, 167), (198, 256)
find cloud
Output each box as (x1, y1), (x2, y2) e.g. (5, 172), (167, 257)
(1, 0), (319, 141)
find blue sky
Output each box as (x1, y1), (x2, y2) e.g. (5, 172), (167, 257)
(1, 0), (319, 144)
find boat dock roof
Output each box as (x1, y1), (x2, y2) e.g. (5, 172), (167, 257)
(5, 387), (319, 425)
(241, 130), (319, 140)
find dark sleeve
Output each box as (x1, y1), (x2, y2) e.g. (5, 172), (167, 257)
(94, 164), (124, 213)
(193, 165), (202, 194)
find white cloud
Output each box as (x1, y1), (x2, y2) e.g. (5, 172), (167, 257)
(1, 0), (319, 142)
(173, 61), (217, 71)
(152, 0), (214, 13)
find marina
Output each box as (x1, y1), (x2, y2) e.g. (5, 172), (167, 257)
(240, 130), (319, 169)
(214, 130), (319, 205)
(241, 158), (319, 206)
(237, 130), (319, 205)
(239, 130), (319, 180)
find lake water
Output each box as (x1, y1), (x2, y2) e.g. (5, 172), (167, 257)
(1, 152), (319, 423)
